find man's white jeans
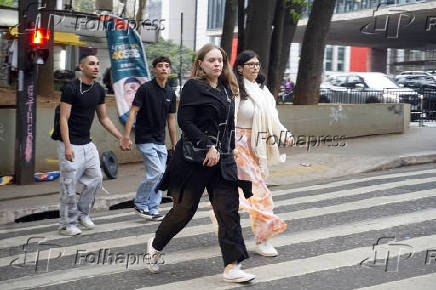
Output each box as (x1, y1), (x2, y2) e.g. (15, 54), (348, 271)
(57, 141), (102, 228)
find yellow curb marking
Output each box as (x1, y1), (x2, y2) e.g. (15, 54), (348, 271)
(270, 165), (330, 177)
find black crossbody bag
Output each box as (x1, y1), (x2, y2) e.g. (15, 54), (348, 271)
(182, 87), (231, 163)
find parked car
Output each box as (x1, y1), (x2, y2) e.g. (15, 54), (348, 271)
(320, 72), (420, 109)
(396, 74), (436, 90)
(397, 71), (433, 77)
(397, 71), (436, 82)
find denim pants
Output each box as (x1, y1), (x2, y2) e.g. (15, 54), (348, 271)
(57, 141), (102, 228)
(135, 143), (167, 214)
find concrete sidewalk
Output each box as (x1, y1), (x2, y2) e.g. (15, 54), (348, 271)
(0, 125), (435, 225)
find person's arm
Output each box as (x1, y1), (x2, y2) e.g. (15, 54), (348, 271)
(178, 80), (219, 166)
(120, 106), (139, 150)
(60, 102), (74, 161)
(167, 113), (177, 150)
(177, 81), (213, 148)
(265, 86), (293, 146)
(96, 104), (123, 141)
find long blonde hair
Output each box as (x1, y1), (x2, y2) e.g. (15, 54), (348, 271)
(191, 44), (239, 97)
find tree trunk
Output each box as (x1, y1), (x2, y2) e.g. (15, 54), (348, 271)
(268, 1), (303, 100)
(221, 0), (237, 58)
(37, 0), (55, 98)
(237, 0), (245, 54)
(293, 0), (336, 105)
(135, 0), (147, 33)
(244, 0), (277, 76)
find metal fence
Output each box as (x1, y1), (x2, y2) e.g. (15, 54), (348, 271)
(317, 88), (436, 122)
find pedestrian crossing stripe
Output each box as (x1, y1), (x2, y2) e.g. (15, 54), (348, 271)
(135, 234), (436, 290)
(1, 174), (435, 246)
(1, 167), (434, 235)
(1, 168), (436, 289)
(0, 209), (436, 289)
(354, 273), (436, 290)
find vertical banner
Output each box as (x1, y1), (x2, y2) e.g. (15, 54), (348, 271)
(104, 16), (150, 123)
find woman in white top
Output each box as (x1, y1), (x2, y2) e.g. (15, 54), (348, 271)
(233, 50), (292, 256)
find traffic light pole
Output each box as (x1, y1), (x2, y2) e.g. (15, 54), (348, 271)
(15, 0), (39, 184)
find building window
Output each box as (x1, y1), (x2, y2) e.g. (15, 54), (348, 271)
(337, 46), (345, 71)
(207, 0), (226, 30)
(325, 46), (333, 71)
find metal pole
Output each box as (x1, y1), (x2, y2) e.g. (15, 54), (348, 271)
(179, 12), (183, 89)
(15, 0), (39, 184)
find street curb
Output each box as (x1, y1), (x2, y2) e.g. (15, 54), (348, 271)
(364, 152), (436, 173)
(0, 192), (137, 225)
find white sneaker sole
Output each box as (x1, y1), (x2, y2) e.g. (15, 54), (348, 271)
(223, 275), (255, 283)
(254, 249), (278, 257)
(135, 211), (153, 220)
(59, 229), (82, 236)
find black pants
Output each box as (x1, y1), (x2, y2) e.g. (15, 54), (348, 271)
(153, 165), (249, 266)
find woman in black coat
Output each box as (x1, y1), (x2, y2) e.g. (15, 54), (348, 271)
(146, 44), (255, 283)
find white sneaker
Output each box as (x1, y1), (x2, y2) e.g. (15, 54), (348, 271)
(59, 225), (82, 236)
(146, 237), (161, 273)
(208, 209), (219, 236)
(79, 215), (95, 230)
(223, 263), (255, 283)
(255, 240), (278, 257)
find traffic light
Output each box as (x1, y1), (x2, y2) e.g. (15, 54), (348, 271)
(28, 28), (51, 64)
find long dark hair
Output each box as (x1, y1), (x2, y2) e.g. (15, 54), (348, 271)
(233, 50), (266, 100)
(191, 44), (238, 97)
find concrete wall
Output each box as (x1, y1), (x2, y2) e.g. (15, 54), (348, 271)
(0, 105), (180, 176)
(0, 103), (410, 175)
(278, 103), (410, 138)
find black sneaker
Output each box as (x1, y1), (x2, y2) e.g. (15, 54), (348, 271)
(134, 206), (153, 219)
(151, 213), (164, 221)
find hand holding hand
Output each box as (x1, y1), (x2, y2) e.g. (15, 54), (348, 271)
(120, 136), (132, 151)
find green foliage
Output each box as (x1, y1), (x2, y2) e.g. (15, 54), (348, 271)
(144, 38), (196, 79)
(72, 0), (95, 13)
(0, 0), (17, 8)
(286, 0), (311, 23)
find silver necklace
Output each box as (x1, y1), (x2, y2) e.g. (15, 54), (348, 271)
(80, 79), (94, 94)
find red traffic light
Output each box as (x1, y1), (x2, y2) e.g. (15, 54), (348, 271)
(31, 28), (50, 46)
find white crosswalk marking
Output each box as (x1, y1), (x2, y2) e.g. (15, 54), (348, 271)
(0, 166), (435, 290)
(2, 175), (434, 250)
(1, 188), (434, 266)
(1, 167), (434, 235)
(354, 273), (436, 290)
(136, 234), (436, 290)
(2, 208), (436, 289)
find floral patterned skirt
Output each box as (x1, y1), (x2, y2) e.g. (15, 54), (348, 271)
(235, 128), (287, 243)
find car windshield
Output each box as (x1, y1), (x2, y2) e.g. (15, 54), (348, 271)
(362, 74), (399, 89)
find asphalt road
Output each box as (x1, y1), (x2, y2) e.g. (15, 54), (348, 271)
(0, 164), (436, 289)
